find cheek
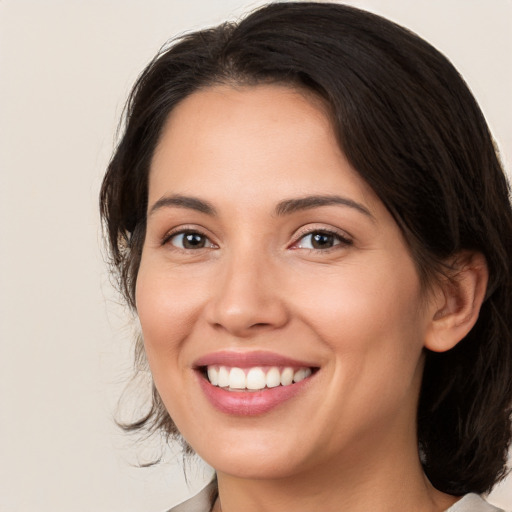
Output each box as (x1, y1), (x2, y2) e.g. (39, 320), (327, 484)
(297, 262), (427, 434)
(135, 260), (206, 425)
(135, 259), (203, 366)
(296, 258), (426, 369)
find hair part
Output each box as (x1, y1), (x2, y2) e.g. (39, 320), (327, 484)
(100, 2), (512, 494)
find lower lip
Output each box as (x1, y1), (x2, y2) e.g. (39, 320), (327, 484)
(197, 372), (314, 416)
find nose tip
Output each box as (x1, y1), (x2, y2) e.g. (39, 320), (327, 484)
(210, 304), (282, 338)
(205, 263), (289, 338)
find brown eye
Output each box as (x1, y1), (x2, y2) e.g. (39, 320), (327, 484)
(169, 231), (214, 249)
(310, 232), (336, 249)
(294, 230), (352, 250)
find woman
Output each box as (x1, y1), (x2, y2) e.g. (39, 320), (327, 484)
(100, 3), (512, 511)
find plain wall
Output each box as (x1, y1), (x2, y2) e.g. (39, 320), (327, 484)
(0, 1), (510, 510)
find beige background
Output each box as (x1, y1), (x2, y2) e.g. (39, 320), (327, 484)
(0, 1), (511, 510)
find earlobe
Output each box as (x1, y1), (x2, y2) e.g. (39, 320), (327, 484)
(425, 252), (488, 353)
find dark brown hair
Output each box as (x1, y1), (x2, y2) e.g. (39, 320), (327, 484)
(100, 2), (512, 495)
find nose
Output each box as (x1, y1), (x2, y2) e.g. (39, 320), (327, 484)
(205, 252), (290, 338)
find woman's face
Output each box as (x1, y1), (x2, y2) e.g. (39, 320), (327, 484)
(136, 84), (436, 479)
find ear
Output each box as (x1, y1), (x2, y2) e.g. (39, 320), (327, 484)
(424, 252), (488, 353)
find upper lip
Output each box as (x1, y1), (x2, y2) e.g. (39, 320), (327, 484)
(193, 350), (318, 369)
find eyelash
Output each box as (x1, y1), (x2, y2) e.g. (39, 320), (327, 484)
(161, 227), (217, 250)
(162, 226), (353, 253)
(290, 227), (353, 252)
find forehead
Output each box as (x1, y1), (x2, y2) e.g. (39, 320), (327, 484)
(148, 84), (378, 213)
(151, 83), (332, 167)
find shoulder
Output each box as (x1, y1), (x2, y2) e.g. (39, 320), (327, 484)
(445, 494), (506, 512)
(166, 480), (217, 512)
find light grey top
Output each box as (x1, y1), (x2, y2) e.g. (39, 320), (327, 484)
(167, 481), (505, 512)
(446, 494), (505, 512)
(167, 481), (217, 512)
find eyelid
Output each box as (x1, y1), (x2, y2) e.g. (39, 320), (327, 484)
(161, 225), (218, 248)
(289, 225), (353, 250)
(159, 223), (352, 251)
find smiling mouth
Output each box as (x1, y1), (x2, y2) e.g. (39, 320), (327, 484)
(201, 365), (316, 391)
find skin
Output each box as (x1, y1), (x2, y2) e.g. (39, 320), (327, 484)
(135, 84), (477, 511)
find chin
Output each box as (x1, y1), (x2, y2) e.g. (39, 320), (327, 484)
(207, 453), (305, 480)
(184, 426), (321, 481)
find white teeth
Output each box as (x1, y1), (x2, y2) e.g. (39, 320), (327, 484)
(280, 367), (294, 386)
(293, 368), (311, 383)
(207, 366), (218, 386)
(246, 367), (266, 390)
(205, 365), (313, 390)
(229, 367), (246, 389)
(266, 367), (281, 388)
(218, 366), (230, 387)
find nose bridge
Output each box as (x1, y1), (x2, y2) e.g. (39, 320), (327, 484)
(207, 240), (288, 336)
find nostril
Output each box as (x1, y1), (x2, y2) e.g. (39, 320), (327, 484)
(212, 320), (272, 329)
(206, 290), (290, 336)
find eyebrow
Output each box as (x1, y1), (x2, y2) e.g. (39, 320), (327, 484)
(149, 194), (217, 216)
(148, 193), (373, 220)
(275, 195), (374, 219)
